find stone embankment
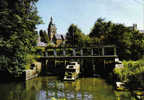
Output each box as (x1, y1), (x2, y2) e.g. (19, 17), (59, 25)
(23, 62), (41, 80)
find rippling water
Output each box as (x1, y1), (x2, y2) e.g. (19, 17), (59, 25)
(0, 76), (135, 100)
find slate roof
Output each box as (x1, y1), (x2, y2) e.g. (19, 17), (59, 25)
(139, 30), (144, 33)
(55, 34), (65, 40)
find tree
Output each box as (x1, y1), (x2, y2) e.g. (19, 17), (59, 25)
(89, 18), (114, 44)
(52, 35), (57, 46)
(89, 18), (144, 60)
(0, 0), (41, 77)
(66, 24), (85, 47)
(89, 18), (106, 38)
(130, 31), (144, 60)
(39, 30), (49, 43)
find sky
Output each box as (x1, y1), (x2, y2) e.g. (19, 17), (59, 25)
(36, 0), (144, 35)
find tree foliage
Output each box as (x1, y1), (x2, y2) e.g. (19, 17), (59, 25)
(39, 30), (49, 43)
(66, 24), (85, 47)
(89, 18), (144, 60)
(65, 18), (144, 60)
(0, 0), (41, 77)
(114, 59), (144, 89)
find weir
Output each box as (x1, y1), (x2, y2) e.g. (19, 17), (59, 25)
(40, 45), (118, 75)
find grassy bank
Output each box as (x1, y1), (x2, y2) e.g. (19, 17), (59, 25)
(114, 59), (144, 89)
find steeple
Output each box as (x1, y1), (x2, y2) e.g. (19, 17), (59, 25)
(50, 16), (53, 23)
(48, 17), (56, 41)
(49, 16), (53, 25)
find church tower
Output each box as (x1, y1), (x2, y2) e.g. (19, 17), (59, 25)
(48, 17), (57, 41)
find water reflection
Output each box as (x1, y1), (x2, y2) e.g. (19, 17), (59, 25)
(0, 76), (135, 100)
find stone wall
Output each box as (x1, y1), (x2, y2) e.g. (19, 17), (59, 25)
(23, 62), (41, 80)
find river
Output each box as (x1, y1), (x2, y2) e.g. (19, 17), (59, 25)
(0, 76), (136, 100)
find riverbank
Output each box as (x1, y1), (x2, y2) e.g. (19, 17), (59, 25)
(114, 59), (144, 90)
(0, 61), (41, 82)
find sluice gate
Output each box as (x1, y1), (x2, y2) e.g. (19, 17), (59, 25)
(40, 45), (118, 76)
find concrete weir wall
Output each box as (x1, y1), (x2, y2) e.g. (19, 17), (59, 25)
(23, 62), (41, 80)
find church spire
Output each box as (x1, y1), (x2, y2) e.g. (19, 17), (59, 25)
(50, 16), (53, 24)
(48, 16), (56, 41)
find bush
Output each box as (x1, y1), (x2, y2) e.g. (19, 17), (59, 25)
(114, 59), (144, 88)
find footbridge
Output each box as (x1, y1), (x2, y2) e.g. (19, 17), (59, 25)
(41, 45), (117, 59)
(40, 45), (118, 75)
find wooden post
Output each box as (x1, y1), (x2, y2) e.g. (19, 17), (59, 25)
(54, 59), (56, 68)
(92, 58), (95, 75)
(91, 48), (93, 56)
(114, 47), (117, 55)
(81, 58), (84, 75)
(80, 49), (83, 56)
(46, 59), (48, 71)
(54, 49), (57, 56)
(63, 49), (66, 56)
(45, 51), (48, 56)
(42, 59), (46, 73)
(104, 59), (105, 70)
(102, 47), (105, 56)
(64, 59), (66, 66)
(73, 48), (76, 56)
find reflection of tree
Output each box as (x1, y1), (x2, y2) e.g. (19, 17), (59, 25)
(0, 77), (43, 100)
(114, 91), (133, 100)
(1, 82), (37, 100)
(64, 80), (80, 91)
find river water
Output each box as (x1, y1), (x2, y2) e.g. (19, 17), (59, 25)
(0, 76), (135, 100)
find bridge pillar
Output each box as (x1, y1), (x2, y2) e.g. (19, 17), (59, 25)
(64, 59), (66, 66)
(45, 51), (48, 56)
(41, 59), (46, 73)
(54, 49), (57, 56)
(73, 48), (76, 56)
(63, 49), (66, 56)
(80, 49), (83, 56)
(102, 47), (105, 56)
(114, 47), (117, 55)
(91, 48), (93, 56)
(92, 58), (95, 75)
(54, 59), (56, 68)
